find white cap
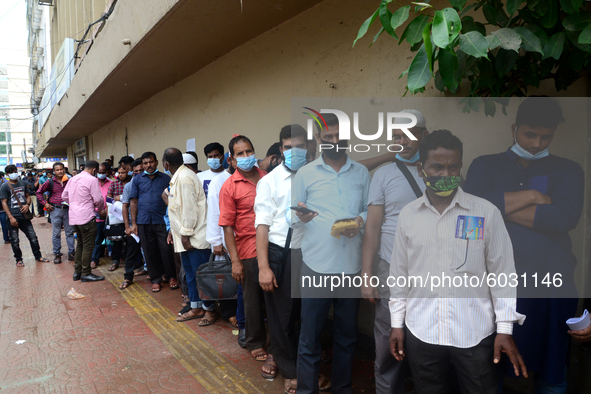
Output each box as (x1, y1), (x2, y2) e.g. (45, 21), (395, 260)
(392, 109), (426, 128)
(182, 153), (197, 165)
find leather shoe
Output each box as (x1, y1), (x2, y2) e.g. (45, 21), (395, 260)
(81, 273), (105, 282)
(54, 254), (62, 264)
(68, 253), (75, 261)
(237, 328), (247, 348)
(73, 272), (81, 281)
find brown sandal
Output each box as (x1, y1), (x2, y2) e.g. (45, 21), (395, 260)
(251, 348), (268, 362)
(318, 374), (331, 392)
(284, 378), (297, 394)
(176, 308), (205, 322)
(261, 354), (277, 380)
(151, 283), (161, 293)
(228, 316), (238, 328)
(198, 310), (220, 327)
(108, 261), (119, 271)
(90, 261), (98, 269)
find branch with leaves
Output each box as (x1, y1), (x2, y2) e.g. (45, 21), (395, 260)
(354, 0), (591, 115)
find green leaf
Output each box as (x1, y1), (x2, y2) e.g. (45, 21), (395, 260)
(353, 9), (379, 47)
(491, 28), (522, 52)
(540, 0), (558, 28)
(423, 23), (434, 73)
(434, 70), (446, 92)
(459, 31), (489, 58)
(534, 0), (547, 16)
(566, 30), (591, 53)
(483, 4), (498, 25)
(459, 3), (478, 17)
(578, 23), (591, 44)
(379, 0), (397, 39)
(486, 34), (502, 49)
(559, 0), (576, 15)
(571, 0), (584, 11)
(400, 15), (431, 45)
(469, 97), (481, 111)
(407, 43), (432, 91)
(514, 26), (544, 54)
(412, 2), (433, 12)
(563, 12), (591, 31)
(543, 32), (565, 60)
(568, 47), (586, 69)
(524, 24), (548, 48)
(370, 26), (386, 47)
(391, 6), (410, 32)
(449, 0), (467, 11)
(506, 0), (521, 15)
(461, 16), (486, 35)
(494, 48), (519, 76)
(527, 0), (541, 10)
(432, 8), (462, 48)
(438, 47), (459, 92)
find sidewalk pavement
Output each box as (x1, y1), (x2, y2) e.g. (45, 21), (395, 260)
(0, 217), (377, 393)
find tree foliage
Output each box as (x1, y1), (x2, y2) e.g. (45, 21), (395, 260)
(354, 0), (591, 114)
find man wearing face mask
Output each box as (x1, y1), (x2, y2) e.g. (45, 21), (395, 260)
(464, 98), (584, 393)
(130, 152), (176, 293)
(257, 142), (282, 173)
(106, 160), (133, 271)
(219, 135), (269, 362)
(360, 109), (428, 394)
(292, 113), (369, 393)
(255, 125), (312, 390)
(389, 130), (527, 393)
(62, 161), (106, 281)
(1, 165), (49, 267)
(90, 162), (112, 269)
(198, 143), (226, 198)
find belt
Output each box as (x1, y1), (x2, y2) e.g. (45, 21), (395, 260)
(51, 204), (68, 209)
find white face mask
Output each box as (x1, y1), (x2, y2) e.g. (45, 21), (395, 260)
(8, 173), (19, 181)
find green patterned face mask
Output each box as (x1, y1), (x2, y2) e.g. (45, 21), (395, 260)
(422, 169), (461, 197)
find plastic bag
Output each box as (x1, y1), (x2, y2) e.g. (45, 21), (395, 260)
(67, 288), (85, 299)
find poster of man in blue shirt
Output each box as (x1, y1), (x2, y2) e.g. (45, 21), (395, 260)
(464, 97), (585, 393)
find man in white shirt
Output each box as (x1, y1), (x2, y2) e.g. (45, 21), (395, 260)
(255, 125), (308, 392)
(361, 110), (428, 394)
(162, 148), (218, 326)
(197, 142), (226, 198)
(388, 130), (528, 393)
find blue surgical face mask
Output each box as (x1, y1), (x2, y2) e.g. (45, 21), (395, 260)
(235, 154), (256, 172)
(97, 173), (107, 180)
(144, 169), (159, 175)
(207, 157), (222, 170)
(164, 169), (171, 175)
(8, 173), (19, 181)
(396, 150), (420, 164)
(128, 171), (133, 176)
(283, 148), (308, 171)
(31, 172), (36, 175)
(511, 136), (549, 161)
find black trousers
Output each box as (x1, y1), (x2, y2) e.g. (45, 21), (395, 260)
(263, 253), (301, 379)
(123, 234), (143, 281)
(137, 224), (176, 284)
(406, 329), (497, 394)
(9, 217), (41, 262)
(241, 257), (267, 351)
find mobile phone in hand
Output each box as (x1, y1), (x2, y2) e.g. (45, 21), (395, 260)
(290, 206), (318, 216)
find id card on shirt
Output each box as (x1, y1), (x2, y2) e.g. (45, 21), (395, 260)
(455, 215), (484, 240)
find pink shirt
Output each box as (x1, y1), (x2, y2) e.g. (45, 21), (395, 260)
(62, 171), (106, 226)
(95, 178), (112, 223)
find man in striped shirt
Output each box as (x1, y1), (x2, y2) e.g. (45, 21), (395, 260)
(36, 162), (75, 264)
(388, 130), (527, 394)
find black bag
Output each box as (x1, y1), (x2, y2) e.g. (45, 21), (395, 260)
(196, 253), (239, 301)
(254, 228), (292, 286)
(104, 217), (126, 241)
(395, 161), (424, 198)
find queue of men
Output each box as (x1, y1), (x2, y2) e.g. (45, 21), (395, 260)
(1, 97), (589, 394)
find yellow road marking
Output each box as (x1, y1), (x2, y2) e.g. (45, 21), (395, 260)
(98, 265), (263, 394)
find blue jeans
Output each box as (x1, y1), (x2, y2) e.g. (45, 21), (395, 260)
(49, 208), (75, 255)
(180, 248), (216, 311)
(91, 221), (106, 263)
(0, 211), (9, 242)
